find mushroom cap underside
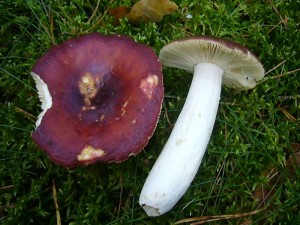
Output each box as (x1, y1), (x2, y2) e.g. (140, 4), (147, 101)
(159, 36), (265, 89)
(31, 33), (163, 168)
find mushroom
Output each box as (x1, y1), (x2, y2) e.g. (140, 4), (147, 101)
(31, 33), (163, 168)
(139, 36), (265, 216)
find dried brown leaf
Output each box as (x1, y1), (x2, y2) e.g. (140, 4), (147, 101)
(252, 143), (300, 208)
(109, 6), (130, 25)
(291, 143), (300, 152)
(286, 145), (300, 175)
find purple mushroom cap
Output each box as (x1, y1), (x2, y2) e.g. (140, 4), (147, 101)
(31, 33), (163, 168)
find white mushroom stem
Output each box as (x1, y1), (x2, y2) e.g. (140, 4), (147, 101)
(139, 63), (224, 216)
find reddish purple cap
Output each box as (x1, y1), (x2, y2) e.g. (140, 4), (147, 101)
(31, 33), (163, 168)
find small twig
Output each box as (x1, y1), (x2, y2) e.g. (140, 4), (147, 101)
(0, 185), (15, 191)
(272, 67), (300, 79)
(260, 67), (300, 83)
(52, 180), (61, 225)
(85, 0), (113, 32)
(268, 2), (288, 33)
(0, 67), (35, 91)
(268, 16), (288, 34)
(117, 176), (123, 217)
(264, 59), (286, 76)
(0, 124), (31, 132)
(163, 106), (173, 128)
(256, 174), (281, 209)
(0, 204), (15, 210)
(87, 0), (101, 24)
(278, 107), (297, 122)
(175, 207), (266, 224)
(168, 23), (195, 36)
(15, 107), (36, 121)
(41, 22), (56, 45)
(49, 11), (56, 44)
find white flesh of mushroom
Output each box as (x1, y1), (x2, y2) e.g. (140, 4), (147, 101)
(139, 63), (224, 216)
(31, 72), (52, 128)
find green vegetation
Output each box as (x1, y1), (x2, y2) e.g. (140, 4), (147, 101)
(1, 0), (299, 224)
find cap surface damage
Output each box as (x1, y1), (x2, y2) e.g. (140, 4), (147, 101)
(159, 36), (265, 89)
(31, 33), (163, 168)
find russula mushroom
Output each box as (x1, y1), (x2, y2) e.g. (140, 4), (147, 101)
(31, 33), (163, 168)
(139, 36), (265, 216)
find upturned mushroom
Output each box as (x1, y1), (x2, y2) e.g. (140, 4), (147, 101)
(139, 36), (265, 216)
(31, 33), (163, 168)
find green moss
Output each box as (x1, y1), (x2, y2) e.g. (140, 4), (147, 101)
(1, 0), (299, 224)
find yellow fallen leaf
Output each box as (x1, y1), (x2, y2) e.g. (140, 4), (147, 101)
(126, 0), (178, 24)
